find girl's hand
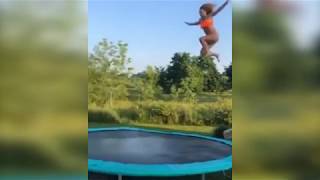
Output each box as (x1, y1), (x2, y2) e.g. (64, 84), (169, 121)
(211, 0), (229, 16)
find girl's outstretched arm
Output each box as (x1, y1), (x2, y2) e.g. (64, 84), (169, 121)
(185, 20), (200, 26)
(211, 0), (229, 16)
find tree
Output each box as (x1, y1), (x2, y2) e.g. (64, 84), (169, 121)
(177, 78), (198, 103)
(197, 56), (222, 92)
(158, 53), (204, 93)
(158, 67), (171, 94)
(222, 64), (232, 90)
(133, 66), (162, 100)
(165, 53), (193, 91)
(88, 38), (132, 107)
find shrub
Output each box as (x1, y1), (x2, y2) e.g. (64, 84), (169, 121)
(88, 108), (120, 123)
(116, 106), (140, 121)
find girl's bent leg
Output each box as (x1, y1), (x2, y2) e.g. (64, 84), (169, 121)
(207, 38), (219, 61)
(200, 48), (207, 56)
(199, 36), (209, 56)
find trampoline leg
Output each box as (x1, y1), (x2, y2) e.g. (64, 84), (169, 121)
(118, 175), (122, 180)
(201, 174), (205, 180)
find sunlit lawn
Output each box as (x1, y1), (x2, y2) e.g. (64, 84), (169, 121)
(89, 122), (215, 135)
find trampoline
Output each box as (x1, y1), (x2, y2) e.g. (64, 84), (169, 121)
(88, 127), (232, 180)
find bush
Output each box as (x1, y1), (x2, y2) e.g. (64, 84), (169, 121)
(88, 108), (120, 123)
(116, 106), (140, 122)
(194, 99), (232, 126)
(137, 100), (232, 126)
(215, 108), (232, 125)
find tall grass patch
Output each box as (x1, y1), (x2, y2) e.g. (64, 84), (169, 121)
(88, 98), (232, 126)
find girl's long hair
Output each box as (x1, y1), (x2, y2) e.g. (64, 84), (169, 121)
(200, 3), (215, 15)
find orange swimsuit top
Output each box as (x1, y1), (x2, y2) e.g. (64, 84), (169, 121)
(200, 18), (213, 29)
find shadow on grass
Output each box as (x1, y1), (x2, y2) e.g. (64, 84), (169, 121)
(89, 169), (232, 180)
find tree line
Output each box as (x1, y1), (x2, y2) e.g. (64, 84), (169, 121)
(88, 38), (232, 107)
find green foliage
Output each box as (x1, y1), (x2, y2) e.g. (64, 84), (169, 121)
(196, 99), (232, 126)
(177, 78), (198, 103)
(88, 108), (120, 124)
(157, 53), (227, 95)
(166, 53), (193, 89)
(89, 99), (232, 126)
(89, 38), (132, 74)
(88, 39), (132, 107)
(158, 53), (195, 92)
(170, 85), (180, 100)
(88, 38), (233, 128)
(132, 66), (162, 100)
(116, 106), (140, 122)
(222, 64), (232, 90)
(198, 56), (223, 92)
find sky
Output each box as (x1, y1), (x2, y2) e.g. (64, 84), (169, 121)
(88, 0), (232, 73)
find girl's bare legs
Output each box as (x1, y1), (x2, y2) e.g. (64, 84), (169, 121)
(207, 43), (220, 62)
(199, 35), (219, 61)
(200, 47), (207, 56)
(199, 36), (210, 56)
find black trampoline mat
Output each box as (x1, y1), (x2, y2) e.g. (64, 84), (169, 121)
(89, 130), (231, 164)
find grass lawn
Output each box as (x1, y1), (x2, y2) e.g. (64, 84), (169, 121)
(89, 122), (215, 136)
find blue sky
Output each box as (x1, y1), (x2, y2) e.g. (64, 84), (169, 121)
(89, 0), (232, 73)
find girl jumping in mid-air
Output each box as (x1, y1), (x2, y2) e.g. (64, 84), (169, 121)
(185, 0), (229, 61)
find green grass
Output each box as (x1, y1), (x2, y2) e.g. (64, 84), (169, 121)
(89, 97), (232, 127)
(89, 122), (215, 136)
